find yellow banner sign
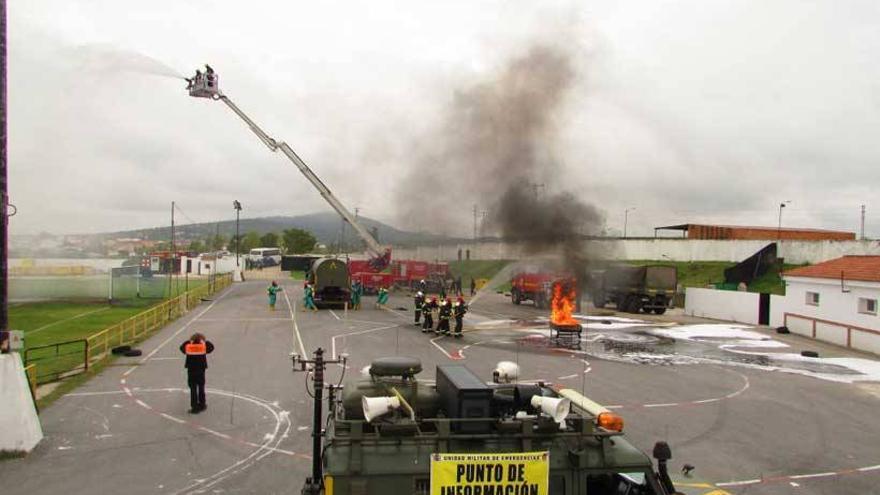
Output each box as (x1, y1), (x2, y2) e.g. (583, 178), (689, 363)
(430, 452), (549, 495)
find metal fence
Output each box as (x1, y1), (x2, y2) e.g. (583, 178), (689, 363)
(24, 273), (233, 385)
(24, 339), (88, 383)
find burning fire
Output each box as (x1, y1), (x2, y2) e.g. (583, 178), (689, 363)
(550, 281), (579, 326)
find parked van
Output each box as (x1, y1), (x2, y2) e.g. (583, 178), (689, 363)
(248, 247), (282, 267)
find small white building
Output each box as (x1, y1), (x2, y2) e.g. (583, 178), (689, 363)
(179, 253), (241, 276)
(775, 256), (880, 354)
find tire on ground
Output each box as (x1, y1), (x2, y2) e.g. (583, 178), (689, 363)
(111, 345), (132, 355)
(801, 350), (819, 358)
(776, 326), (790, 334)
(124, 349), (143, 357)
(653, 307), (667, 315)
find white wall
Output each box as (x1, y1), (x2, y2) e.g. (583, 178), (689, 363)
(771, 276), (880, 354)
(393, 239), (880, 264)
(0, 353), (43, 452)
(684, 288), (761, 325)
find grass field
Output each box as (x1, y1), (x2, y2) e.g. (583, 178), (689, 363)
(11, 276), (213, 344)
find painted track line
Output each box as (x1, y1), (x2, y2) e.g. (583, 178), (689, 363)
(282, 286), (307, 357)
(604, 370), (750, 410)
(715, 463), (880, 488)
(331, 324), (400, 360)
(429, 335), (461, 360)
(29, 307), (111, 335)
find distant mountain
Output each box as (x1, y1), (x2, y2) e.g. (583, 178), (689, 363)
(105, 212), (467, 247)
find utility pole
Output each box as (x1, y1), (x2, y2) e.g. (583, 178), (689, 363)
(472, 204), (477, 241)
(168, 201), (175, 299)
(354, 207), (360, 251)
(0, 0), (8, 351)
(861, 204), (866, 240)
(624, 207), (636, 238)
(293, 348), (347, 495)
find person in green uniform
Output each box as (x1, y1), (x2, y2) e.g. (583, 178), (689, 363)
(267, 281), (282, 311)
(351, 280), (363, 310)
(303, 283), (318, 312)
(376, 287), (390, 307)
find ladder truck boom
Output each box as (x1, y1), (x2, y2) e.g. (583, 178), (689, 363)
(186, 65), (390, 269)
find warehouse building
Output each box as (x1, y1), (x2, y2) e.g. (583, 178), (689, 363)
(655, 223), (855, 241)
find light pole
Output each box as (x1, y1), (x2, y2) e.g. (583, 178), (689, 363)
(777, 201), (790, 239)
(233, 200), (242, 267)
(624, 207), (636, 238)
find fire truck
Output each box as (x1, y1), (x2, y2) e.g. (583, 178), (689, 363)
(510, 269), (572, 309)
(349, 259), (450, 294)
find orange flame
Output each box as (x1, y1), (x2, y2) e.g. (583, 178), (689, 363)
(550, 281), (578, 326)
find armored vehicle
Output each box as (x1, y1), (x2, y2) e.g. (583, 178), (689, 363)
(304, 355), (685, 495)
(589, 265), (677, 315)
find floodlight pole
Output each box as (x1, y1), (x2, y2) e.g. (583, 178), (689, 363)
(0, 0), (8, 352)
(777, 201), (790, 239)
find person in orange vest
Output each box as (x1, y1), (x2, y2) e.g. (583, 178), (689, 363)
(179, 332), (215, 414)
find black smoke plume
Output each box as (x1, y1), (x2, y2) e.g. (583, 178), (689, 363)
(396, 42), (605, 270)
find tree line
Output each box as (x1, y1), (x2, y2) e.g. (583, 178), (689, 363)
(182, 228), (317, 255)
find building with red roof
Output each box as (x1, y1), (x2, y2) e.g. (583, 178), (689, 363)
(778, 256), (880, 354)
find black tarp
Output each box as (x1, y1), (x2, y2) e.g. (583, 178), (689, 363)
(724, 243), (778, 285)
(281, 255), (318, 272)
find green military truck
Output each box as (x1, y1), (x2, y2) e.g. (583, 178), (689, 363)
(309, 356), (692, 495)
(589, 265), (677, 315)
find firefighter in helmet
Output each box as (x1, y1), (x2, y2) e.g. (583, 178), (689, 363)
(413, 291), (425, 326)
(422, 296), (438, 333)
(453, 295), (468, 338)
(436, 296), (452, 335)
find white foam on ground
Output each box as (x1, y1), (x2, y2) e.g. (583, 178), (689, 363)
(649, 324), (775, 343)
(646, 324), (880, 383)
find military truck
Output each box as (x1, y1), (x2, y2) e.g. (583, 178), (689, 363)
(308, 257), (351, 308)
(305, 355), (685, 495)
(589, 265), (677, 315)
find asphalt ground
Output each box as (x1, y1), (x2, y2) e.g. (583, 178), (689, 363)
(2, 280), (880, 495)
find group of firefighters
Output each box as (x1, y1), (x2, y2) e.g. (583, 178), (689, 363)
(413, 290), (468, 338)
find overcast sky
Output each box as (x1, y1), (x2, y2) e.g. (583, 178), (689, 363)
(9, 1), (880, 238)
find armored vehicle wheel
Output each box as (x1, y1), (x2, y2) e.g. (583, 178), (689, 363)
(625, 296), (641, 313)
(653, 307), (667, 315)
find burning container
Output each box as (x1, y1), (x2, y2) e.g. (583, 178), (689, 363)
(549, 280), (582, 348)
